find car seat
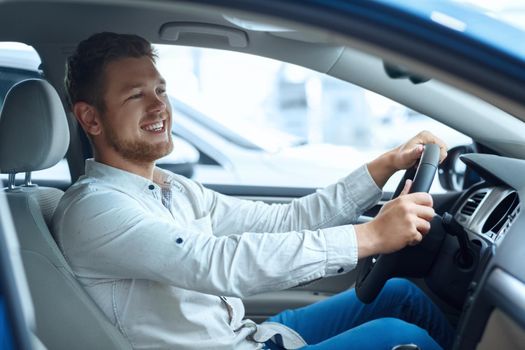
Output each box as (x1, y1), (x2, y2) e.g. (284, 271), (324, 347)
(0, 79), (131, 350)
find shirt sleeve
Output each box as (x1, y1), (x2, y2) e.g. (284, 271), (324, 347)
(197, 164), (382, 236)
(56, 187), (361, 298)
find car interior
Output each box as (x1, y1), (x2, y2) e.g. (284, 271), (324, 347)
(0, 1), (525, 349)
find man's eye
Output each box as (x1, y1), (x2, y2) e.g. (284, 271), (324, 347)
(127, 92), (143, 100)
(157, 88), (167, 95)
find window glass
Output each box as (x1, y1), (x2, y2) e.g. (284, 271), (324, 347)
(0, 42), (42, 110)
(156, 45), (471, 192)
(0, 42), (71, 184)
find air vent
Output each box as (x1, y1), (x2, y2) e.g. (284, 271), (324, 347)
(482, 192), (519, 234)
(460, 191), (487, 216)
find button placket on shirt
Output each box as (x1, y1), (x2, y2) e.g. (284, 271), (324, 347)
(149, 180), (190, 245)
(147, 184), (160, 201)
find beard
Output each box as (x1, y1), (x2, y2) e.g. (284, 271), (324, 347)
(101, 117), (174, 163)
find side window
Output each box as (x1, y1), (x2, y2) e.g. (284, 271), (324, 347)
(0, 42), (71, 185)
(155, 45), (471, 192)
(0, 43), (43, 110)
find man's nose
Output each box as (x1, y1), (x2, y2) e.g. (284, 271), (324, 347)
(148, 93), (167, 113)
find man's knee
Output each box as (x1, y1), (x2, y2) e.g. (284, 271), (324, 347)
(368, 318), (436, 347)
(383, 278), (417, 292)
(381, 278), (422, 301)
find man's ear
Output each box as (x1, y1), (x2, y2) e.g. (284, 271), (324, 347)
(73, 102), (102, 136)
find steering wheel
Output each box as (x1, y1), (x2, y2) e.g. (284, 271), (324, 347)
(355, 143), (442, 304)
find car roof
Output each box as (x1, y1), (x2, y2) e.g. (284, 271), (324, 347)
(376, 0), (525, 61)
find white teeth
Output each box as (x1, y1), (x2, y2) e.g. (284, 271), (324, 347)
(143, 121), (164, 131)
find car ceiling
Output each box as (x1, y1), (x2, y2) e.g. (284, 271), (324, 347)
(1, 0), (525, 160)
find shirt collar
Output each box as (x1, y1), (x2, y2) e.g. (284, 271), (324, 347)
(84, 159), (177, 194)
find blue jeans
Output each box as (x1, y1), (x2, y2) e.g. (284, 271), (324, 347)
(266, 278), (454, 350)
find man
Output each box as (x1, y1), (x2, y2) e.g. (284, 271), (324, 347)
(53, 32), (454, 349)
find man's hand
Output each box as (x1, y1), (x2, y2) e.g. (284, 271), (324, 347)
(389, 130), (447, 171)
(355, 179), (435, 258)
(367, 130), (448, 188)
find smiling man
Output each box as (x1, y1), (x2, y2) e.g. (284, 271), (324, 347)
(53, 32), (454, 350)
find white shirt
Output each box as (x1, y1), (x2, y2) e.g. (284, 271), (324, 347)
(52, 159), (382, 349)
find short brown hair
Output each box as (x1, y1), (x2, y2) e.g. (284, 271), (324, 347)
(65, 32), (157, 111)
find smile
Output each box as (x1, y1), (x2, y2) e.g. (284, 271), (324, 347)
(141, 120), (165, 133)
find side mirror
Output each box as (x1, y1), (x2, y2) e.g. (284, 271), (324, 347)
(438, 144), (477, 191)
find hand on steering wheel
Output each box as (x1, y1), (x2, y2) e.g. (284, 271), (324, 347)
(355, 143), (442, 304)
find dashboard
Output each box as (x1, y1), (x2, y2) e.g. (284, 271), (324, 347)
(445, 153), (525, 349)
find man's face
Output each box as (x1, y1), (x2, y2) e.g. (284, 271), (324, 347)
(97, 56), (173, 163)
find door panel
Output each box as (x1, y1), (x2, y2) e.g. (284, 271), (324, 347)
(477, 309), (525, 350)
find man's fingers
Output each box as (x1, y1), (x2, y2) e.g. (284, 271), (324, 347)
(404, 192), (433, 207)
(406, 219), (430, 246)
(416, 205), (435, 222)
(412, 144), (424, 159)
(415, 131), (448, 163)
(439, 146), (448, 164)
(400, 179), (413, 196)
(415, 217), (432, 236)
(408, 231), (424, 246)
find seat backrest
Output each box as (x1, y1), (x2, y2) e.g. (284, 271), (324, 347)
(0, 79), (131, 350)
